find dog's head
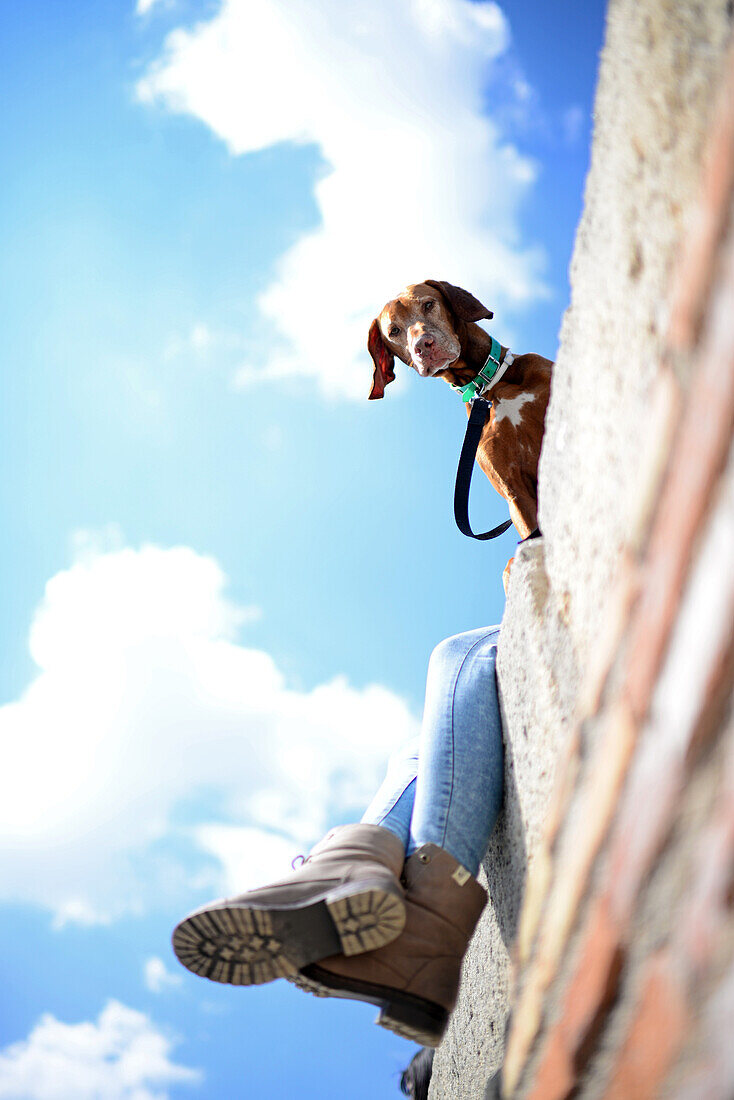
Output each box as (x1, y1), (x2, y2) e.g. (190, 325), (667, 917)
(367, 280), (493, 399)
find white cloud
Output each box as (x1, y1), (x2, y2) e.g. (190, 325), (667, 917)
(136, 0), (172, 15)
(194, 825), (302, 895)
(51, 899), (112, 932)
(144, 957), (183, 993)
(0, 1000), (200, 1100)
(162, 322), (251, 364)
(0, 537), (418, 922)
(562, 105), (585, 146)
(137, 0), (547, 400)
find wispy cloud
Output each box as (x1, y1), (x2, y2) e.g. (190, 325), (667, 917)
(163, 322), (249, 364)
(136, 0), (173, 16)
(0, 1001), (200, 1099)
(0, 536), (417, 923)
(51, 899), (112, 932)
(144, 957), (183, 993)
(562, 105), (586, 146)
(137, 0), (548, 400)
(193, 824), (303, 895)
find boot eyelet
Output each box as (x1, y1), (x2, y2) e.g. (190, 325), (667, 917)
(418, 853), (430, 863)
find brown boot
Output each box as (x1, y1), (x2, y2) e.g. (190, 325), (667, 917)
(172, 825), (406, 987)
(293, 843), (487, 1047)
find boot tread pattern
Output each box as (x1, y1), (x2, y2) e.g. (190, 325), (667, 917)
(290, 971), (332, 997)
(173, 887), (404, 986)
(377, 1012), (443, 1047)
(327, 889), (405, 956)
(173, 907), (296, 986)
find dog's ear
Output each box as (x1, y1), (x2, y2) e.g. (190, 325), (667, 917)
(367, 318), (396, 400)
(424, 280), (493, 322)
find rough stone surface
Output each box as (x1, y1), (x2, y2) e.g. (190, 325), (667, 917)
(429, 2), (732, 1097)
(427, 539), (580, 1098)
(539, 0), (731, 661)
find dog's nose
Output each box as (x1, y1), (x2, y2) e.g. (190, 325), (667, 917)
(414, 334), (435, 357)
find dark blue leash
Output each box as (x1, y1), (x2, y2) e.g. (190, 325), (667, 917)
(453, 398), (513, 540)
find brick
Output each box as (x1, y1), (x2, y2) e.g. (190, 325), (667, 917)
(523, 1032), (575, 1100)
(560, 894), (624, 1071)
(515, 731), (582, 970)
(683, 625), (734, 772)
(624, 270), (734, 723)
(611, 553), (734, 926)
(502, 710), (634, 1096)
(623, 164), (734, 725)
(670, 963), (734, 1100)
(676, 829), (733, 978)
(502, 971), (545, 1098)
(543, 729), (582, 851)
(516, 845), (553, 969)
(605, 952), (689, 1100)
(608, 748), (682, 926)
(675, 713), (734, 977)
(520, 895), (623, 1100)
(536, 705), (634, 984)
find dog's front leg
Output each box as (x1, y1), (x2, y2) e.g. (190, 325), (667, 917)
(508, 496), (536, 540)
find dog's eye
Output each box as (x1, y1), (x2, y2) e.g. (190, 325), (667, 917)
(388, 325), (400, 338)
(423, 300), (434, 312)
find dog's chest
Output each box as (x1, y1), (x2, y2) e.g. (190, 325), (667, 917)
(492, 391), (535, 427)
(482, 388), (544, 466)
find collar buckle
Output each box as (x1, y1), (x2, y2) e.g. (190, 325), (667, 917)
(452, 336), (511, 403)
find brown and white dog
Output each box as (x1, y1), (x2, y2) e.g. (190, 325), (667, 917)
(367, 280), (552, 559)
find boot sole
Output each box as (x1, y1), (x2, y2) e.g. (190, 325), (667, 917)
(172, 884), (405, 987)
(293, 964), (448, 1048)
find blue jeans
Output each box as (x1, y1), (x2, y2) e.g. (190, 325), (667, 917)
(361, 627), (503, 877)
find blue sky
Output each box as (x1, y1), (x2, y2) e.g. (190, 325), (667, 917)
(0, 1), (605, 1096)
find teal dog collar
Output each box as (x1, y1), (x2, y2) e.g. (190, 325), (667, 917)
(451, 337), (514, 403)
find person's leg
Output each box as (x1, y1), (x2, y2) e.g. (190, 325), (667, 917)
(297, 626), (504, 1045)
(360, 736), (420, 851)
(408, 626), (503, 876)
(361, 627), (503, 873)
